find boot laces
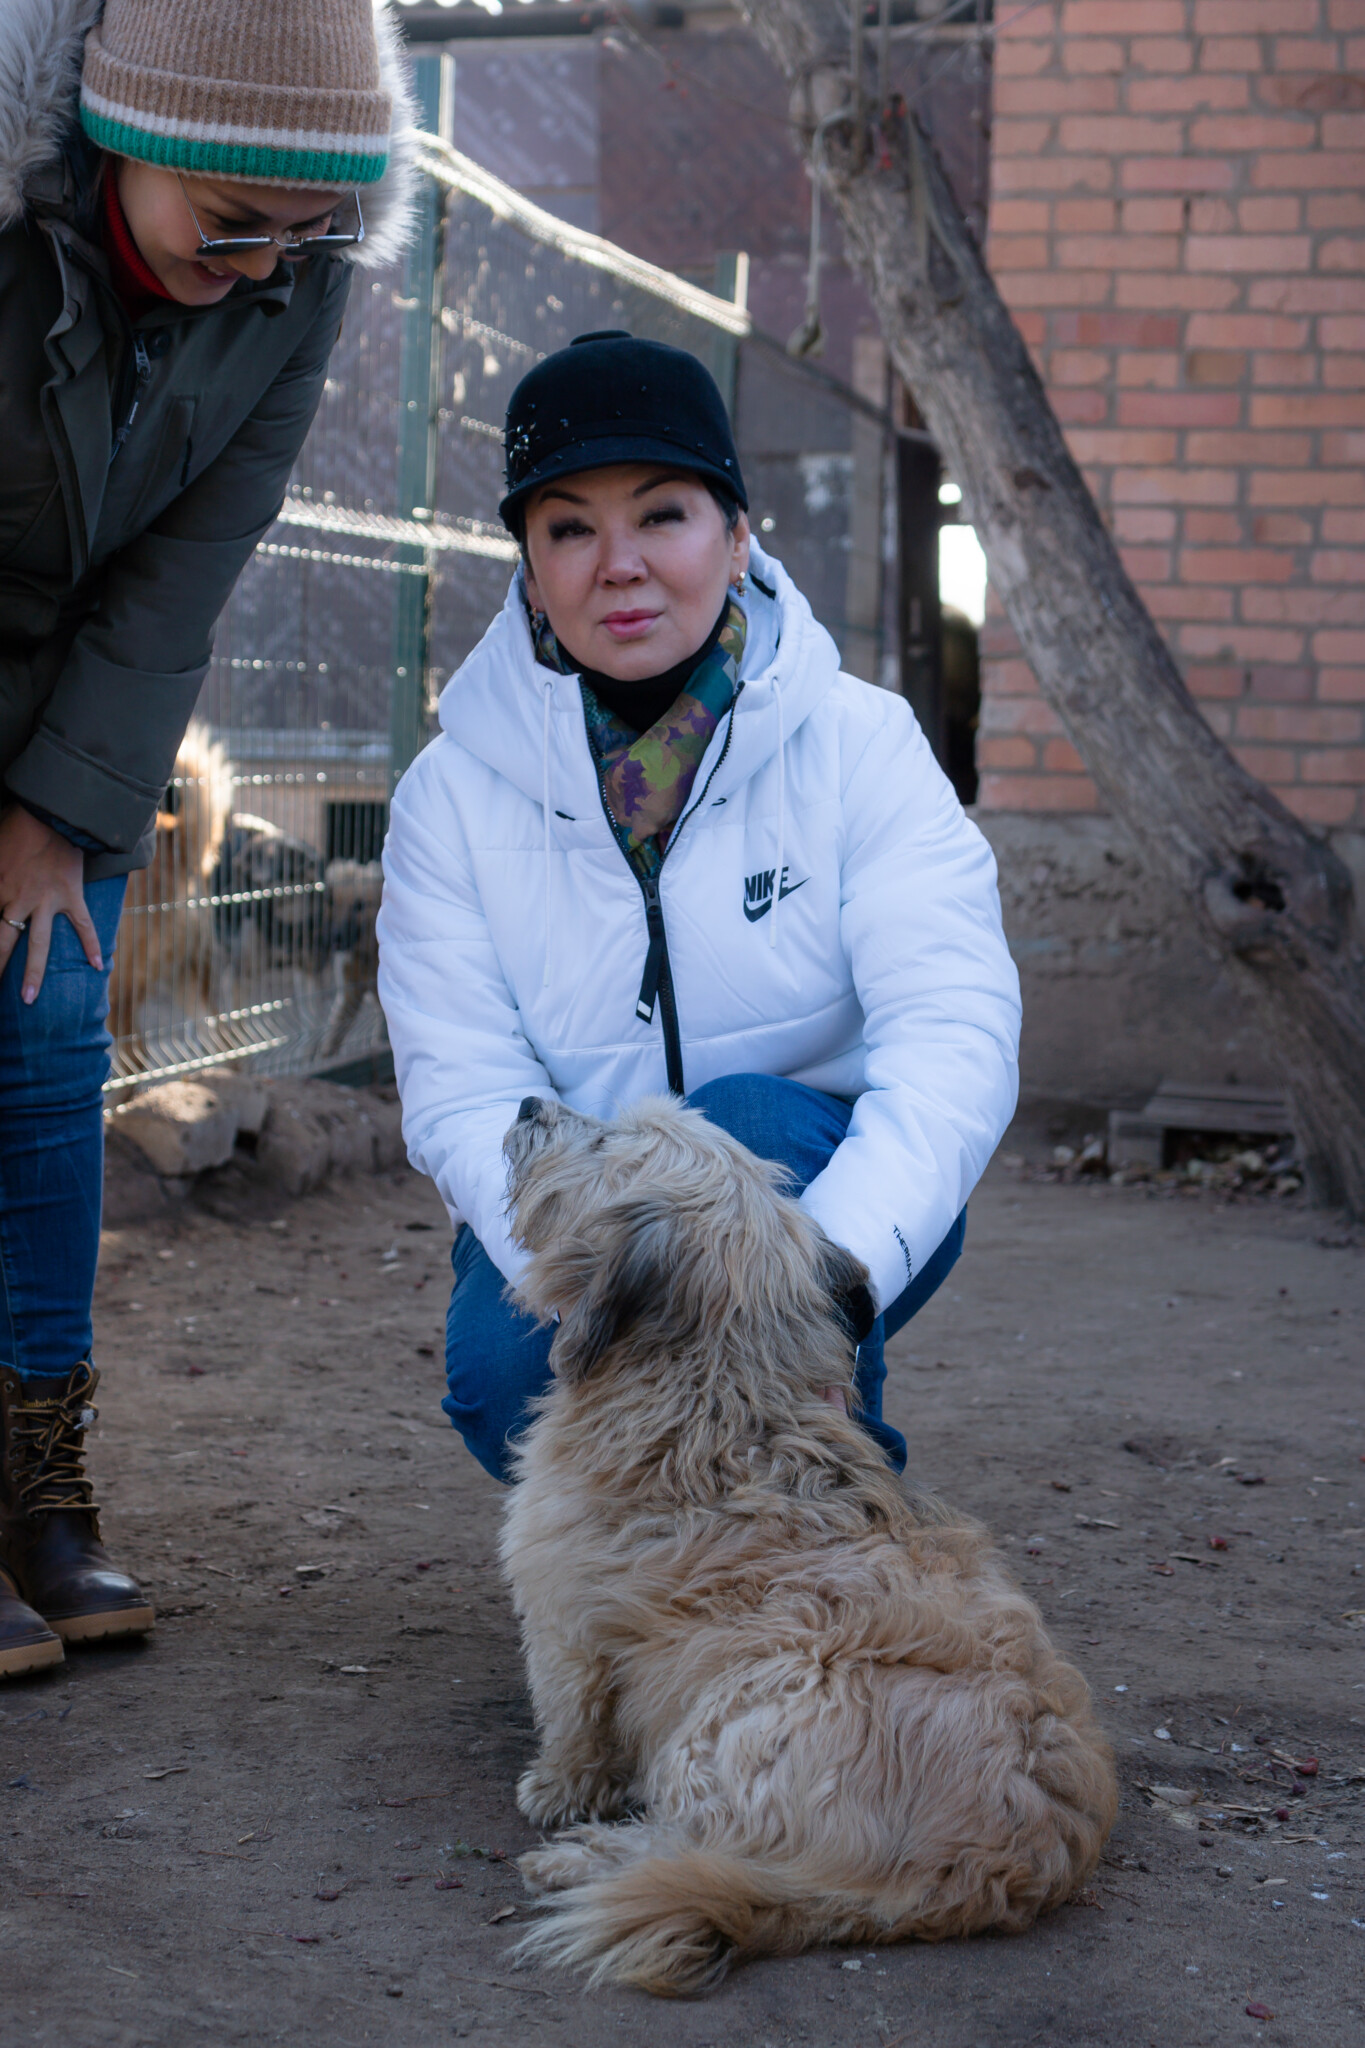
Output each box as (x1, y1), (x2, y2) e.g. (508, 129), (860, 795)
(9, 1385), (99, 1517)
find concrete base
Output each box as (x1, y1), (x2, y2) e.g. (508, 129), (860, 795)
(103, 1073), (405, 1227)
(973, 812), (1365, 1113)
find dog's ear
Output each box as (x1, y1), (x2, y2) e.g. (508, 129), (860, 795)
(812, 1231), (876, 1350)
(548, 1202), (672, 1383)
(549, 1294), (627, 1384)
(813, 1230), (870, 1307)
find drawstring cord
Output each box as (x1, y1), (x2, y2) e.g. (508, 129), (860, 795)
(542, 679), (553, 987)
(770, 677), (785, 950)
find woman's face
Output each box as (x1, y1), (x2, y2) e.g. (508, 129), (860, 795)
(522, 465), (750, 680)
(114, 159), (348, 306)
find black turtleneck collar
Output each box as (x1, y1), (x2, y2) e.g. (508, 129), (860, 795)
(564, 598), (731, 736)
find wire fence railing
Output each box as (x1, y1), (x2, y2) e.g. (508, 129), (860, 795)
(107, 66), (891, 1095)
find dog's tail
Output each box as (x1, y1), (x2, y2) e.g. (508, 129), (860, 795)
(514, 1835), (817, 1997)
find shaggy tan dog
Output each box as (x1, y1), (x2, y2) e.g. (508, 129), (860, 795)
(501, 1096), (1117, 1996)
(107, 721), (232, 1070)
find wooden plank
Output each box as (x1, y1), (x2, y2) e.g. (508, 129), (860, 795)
(1147, 1082), (1288, 1108)
(1139, 1081), (1292, 1137)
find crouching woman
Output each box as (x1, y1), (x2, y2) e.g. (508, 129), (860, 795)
(378, 333), (1021, 1483)
(0, 0), (414, 1678)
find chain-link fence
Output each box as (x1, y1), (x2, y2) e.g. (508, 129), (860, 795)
(107, 70), (892, 1094)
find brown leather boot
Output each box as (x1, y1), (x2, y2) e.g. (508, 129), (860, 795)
(0, 1364), (154, 1645)
(0, 1566), (64, 1678)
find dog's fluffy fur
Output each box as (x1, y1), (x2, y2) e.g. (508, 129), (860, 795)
(500, 1096), (1118, 1997)
(108, 721), (232, 1067)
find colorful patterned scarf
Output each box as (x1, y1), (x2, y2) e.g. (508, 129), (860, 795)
(533, 598), (746, 880)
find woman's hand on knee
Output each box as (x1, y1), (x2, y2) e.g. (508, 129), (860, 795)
(0, 806), (104, 1003)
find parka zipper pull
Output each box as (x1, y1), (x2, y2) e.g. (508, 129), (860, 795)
(636, 874), (666, 1024)
(110, 335), (152, 463)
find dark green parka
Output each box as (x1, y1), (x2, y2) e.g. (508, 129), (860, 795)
(0, 5), (415, 876)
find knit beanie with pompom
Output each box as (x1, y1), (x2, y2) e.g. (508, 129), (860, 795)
(79, 0), (394, 188)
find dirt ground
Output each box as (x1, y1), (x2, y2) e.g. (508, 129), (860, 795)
(2, 1121), (1363, 2048)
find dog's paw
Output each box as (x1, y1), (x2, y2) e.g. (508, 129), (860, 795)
(519, 1842), (594, 1894)
(516, 1761), (630, 1830)
(516, 1762), (585, 1829)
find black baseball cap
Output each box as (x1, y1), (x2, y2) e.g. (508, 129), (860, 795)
(499, 330), (748, 536)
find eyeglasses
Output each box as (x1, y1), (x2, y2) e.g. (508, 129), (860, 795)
(178, 176), (365, 258)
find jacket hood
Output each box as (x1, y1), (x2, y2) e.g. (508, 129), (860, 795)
(435, 540), (844, 811)
(0, 0), (420, 267)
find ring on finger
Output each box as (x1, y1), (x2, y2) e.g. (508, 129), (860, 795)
(3, 916), (27, 932)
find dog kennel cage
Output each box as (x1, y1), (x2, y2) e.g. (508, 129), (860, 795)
(106, 58), (898, 1094)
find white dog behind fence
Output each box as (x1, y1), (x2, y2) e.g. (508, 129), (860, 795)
(500, 1096), (1118, 1996)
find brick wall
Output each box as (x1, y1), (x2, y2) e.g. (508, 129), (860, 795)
(981, 0), (1365, 828)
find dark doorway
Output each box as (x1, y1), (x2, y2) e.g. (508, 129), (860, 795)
(896, 431), (943, 762)
(896, 427), (981, 807)
(325, 800), (388, 866)
(941, 609), (980, 807)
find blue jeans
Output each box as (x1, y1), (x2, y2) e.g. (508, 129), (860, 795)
(0, 877), (127, 1379)
(444, 1072), (967, 1483)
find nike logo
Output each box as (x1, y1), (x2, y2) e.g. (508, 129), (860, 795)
(743, 867), (808, 922)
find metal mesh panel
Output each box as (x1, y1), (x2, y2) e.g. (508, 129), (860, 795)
(108, 265), (410, 1092)
(106, 133), (884, 1094)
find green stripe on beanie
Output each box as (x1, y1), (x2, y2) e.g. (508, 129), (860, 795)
(79, 108), (389, 188)
(80, 0), (394, 188)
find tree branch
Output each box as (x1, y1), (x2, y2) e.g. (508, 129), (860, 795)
(742, 0), (1365, 1210)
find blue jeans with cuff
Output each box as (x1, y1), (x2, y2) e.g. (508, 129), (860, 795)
(443, 1070), (967, 1484)
(0, 878), (127, 1379)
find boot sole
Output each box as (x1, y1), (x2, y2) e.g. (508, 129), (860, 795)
(0, 1633), (65, 1678)
(51, 1606), (156, 1644)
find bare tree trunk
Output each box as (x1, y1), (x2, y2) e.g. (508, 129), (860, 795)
(741, 0), (1365, 1212)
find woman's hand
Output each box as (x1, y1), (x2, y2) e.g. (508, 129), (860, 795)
(0, 805), (103, 1004)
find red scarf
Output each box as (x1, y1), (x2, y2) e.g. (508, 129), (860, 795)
(101, 172), (175, 320)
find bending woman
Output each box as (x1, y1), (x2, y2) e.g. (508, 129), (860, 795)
(0, 0), (414, 1678)
(378, 332), (1021, 1483)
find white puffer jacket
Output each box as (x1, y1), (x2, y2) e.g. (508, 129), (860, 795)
(376, 542), (1021, 1312)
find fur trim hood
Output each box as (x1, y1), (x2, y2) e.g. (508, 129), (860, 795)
(0, 0), (420, 267)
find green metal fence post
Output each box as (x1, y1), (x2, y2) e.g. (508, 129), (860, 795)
(710, 250), (748, 419)
(389, 53), (451, 793)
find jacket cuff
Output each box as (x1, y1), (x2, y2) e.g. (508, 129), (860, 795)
(4, 649), (210, 855)
(6, 728), (166, 857)
(13, 800), (110, 856)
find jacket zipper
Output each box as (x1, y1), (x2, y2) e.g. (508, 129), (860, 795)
(634, 872), (684, 1095)
(109, 334), (152, 464)
(592, 683), (744, 1100)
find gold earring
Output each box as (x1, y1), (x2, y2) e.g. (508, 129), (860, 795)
(733, 570), (747, 594)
